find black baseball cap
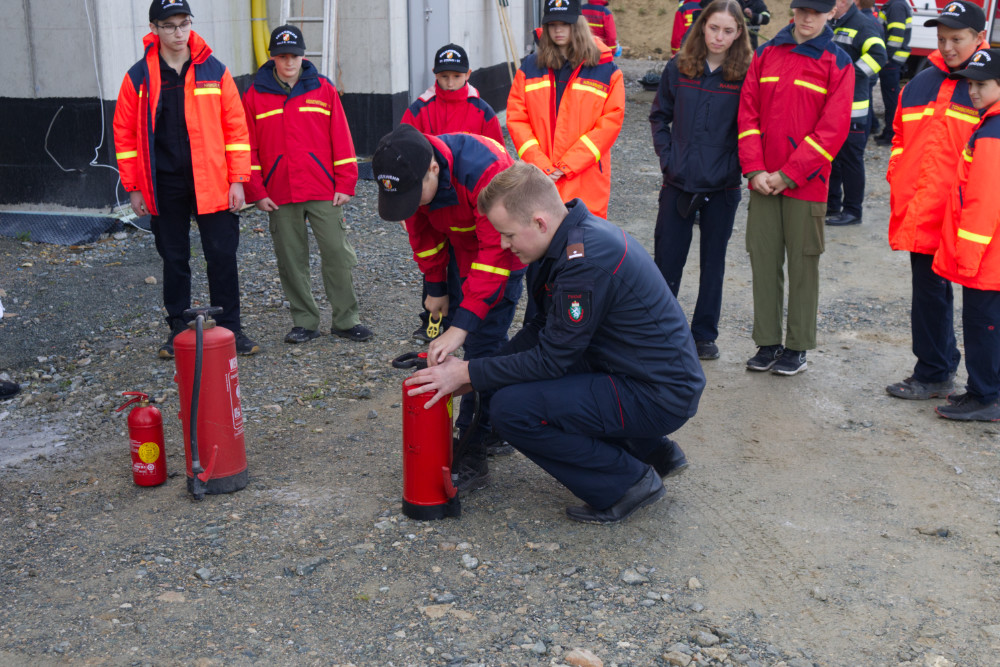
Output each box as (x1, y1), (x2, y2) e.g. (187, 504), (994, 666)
(149, 0), (192, 23)
(372, 125), (434, 221)
(950, 49), (1000, 80)
(790, 0), (836, 12)
(433, 44), (470, 74)
(926, 1), (986, 31)
(269, 25), (306, 56)
(542, 0), (581, 24)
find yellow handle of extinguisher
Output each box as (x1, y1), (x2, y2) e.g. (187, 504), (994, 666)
(426, 313), (442, 339)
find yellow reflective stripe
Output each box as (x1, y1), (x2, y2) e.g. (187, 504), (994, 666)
(116, 150), (138, 160)
(957, 228), (991, 244)
(862, 36), (885, 53)
(761, 76), (780, 83)
(962, 149), (974, 163)
(470, 262), (511, 276)
(333, 157), (358, 166)
(805, 135), (833, 162)
(300, 106), (331, 115)
(738, 128), (761, 140)
(524, 80), (553, 92)
(794, 79), (828, 94)
(835, 27), (858, 37)
(517, 138), (540, 158)
(888, 36), (904, 44)
(891, 147), (903, 157)
(193, 88), (221, 96)
(580, 134), (601, 164)
(449, 225), (476, 232)
(945, 108), (980, 124)
(886, 21), (906, 30)
(852, 100), (870, 110)
(588, 22), (602, 27)
(416, 241), (446, 258)
(225, 144), (251, 151)
(255, 108), (284, 120)
(571, 82), (609, 99)
(905, 17), (913, 24)
(902, 107), (934, 122)
(860, 52), (883, 75)
(251, 165), (262, 171)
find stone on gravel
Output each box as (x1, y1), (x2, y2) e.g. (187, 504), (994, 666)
(461, 554), (479, 569)
(195, 567), (212, 581)
(663, 651), (693, 666)
(703, 647), (728, 661)
(563, 648), (603, 667)
(810, 586), (829, 602)
(157, 592), (185, 603)
(620, 568), (649, 585)
(367, 409), (377, 419)
(530, 640), (546, 655)
(144, 276), (157, 284)
(923, 655), (955, 667)
(294, 557), (328, 576)
(981, 624), (1000, 639)
(688, 577), (702, 589)
(693, 630), (719, 646)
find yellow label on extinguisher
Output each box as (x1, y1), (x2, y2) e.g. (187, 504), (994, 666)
(137, 441), (160, 464)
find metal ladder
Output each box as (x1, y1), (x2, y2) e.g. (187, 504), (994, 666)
(280, 0), (337, 78)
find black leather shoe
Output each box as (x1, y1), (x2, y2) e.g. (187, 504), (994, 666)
(648, 437), (689, 479)
(565, 467), (665, 524)
(825, 212), (862, 226)
(875, 134), (893, 146)
(0, 381), (21, 400)
(332, 324), (374, 341)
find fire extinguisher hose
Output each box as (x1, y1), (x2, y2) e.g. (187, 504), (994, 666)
(183, 306), (223, 500)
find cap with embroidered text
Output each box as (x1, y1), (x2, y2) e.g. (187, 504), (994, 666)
(269, 25), (306, 56)
(789, 0), (836, 13)
(950, 49), (1000, 81)
(372, 125), (434, 222)
(542, 0), (581, 25)
(433, 44), (470, 73)
(149, 0), (193, 23)
(926, 1), (986, 31)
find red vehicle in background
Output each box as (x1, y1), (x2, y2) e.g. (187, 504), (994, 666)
(904, 0), (1000, 76)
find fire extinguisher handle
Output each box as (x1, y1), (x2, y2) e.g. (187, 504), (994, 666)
(116, 391), (149, 412)
(182, 306), (224, 320)
(392, 351), (428, 370)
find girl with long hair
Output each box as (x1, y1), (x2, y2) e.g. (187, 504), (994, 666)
(506, 0), (625, 218)
(649, 0), (752, 361)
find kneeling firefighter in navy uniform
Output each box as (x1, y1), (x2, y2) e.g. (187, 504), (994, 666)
(406, 162), (706, 523)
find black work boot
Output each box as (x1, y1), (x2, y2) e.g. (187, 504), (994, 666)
(158, 316), (187, 359)
(451, 436), (490, 497)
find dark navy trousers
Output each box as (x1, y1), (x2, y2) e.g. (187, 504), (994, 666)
(654, 184), (740, 343)
(828, 120), (870, 218)
(880, 61), (902, 140)
(491, 374), (688, 510)
(962, 287), (1000, 403)
(910, 252), (961, 383)
(151, 173), (242, 332)
(455, 270), (525, 437)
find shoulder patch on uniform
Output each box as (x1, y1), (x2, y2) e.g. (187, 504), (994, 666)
(566, 226), (585, 260)
(561, 291), (591, 327)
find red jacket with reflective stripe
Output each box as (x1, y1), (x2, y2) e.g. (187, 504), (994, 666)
(738, 24), (854, 203)
(112, 31), (250, 216)
(242, 60), (358, 205)
(506, 37), (624, 218)
(582, 1), (618, 50)
(400, 82), (503, 145)
(405, 133), (524, 333)
(933, 103), (1000, 290)
(671, 0), (703, 56)
(887, 44), (988, 255)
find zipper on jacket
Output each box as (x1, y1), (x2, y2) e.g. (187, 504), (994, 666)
(309, 153), (336, 185)
(263, 155), (282, 187)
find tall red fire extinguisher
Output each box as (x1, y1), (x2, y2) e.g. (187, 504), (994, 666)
(116, 391), (167, 487)
(173, 307), (248, 500)
(392, 351), (461, 520)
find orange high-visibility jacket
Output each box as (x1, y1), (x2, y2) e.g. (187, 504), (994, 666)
(933, 102), (1000, 290)
(113, 31), (251, 216)
(886, 44), (987, 255)
(506, 37), (625, 218)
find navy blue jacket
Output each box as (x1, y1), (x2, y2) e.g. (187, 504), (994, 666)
(469, 201), (705, 419)
(649, 58), (744, 193)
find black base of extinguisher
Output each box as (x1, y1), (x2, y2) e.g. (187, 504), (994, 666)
(403, 496), (461, 521)
(186, 469), (249, 495)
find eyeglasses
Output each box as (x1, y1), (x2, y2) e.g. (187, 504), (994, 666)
(157, 19), (192, 35)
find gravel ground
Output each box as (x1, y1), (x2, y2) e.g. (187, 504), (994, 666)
(2, 61), (998, 667)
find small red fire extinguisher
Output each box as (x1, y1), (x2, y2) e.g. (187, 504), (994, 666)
(116, 391), (167, 487)
(392, 351), (461, 520)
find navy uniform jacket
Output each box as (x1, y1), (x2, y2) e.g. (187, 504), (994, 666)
(469, 200), (705, 419)
(831, 3), (888, 120)
(650, 58), (745, 192)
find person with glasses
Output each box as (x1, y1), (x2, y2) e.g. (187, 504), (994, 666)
(113, 0), (259, 358)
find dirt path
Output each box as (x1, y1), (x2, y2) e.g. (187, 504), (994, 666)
(1, 64), (999, 666)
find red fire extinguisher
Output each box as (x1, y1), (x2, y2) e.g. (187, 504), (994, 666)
(173, 307), (248, 500)
(116, 391), (167, 487)
(392, 351), (461, 520)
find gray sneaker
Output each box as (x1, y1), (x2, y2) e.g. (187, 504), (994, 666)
(746, 344), (784, 371)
